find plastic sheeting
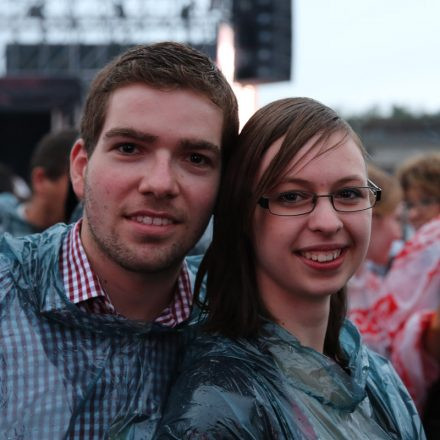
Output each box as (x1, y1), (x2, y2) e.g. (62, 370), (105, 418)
(347, 261), (385, 313)
(155, 320), (425, 439)
(350, 215), (440, 411)
(0, 224), (199, 439)
(0, 192), (38, 236)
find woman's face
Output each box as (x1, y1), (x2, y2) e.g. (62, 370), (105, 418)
(405, 186), (440, 230)
(252, 132), (372, 306)
(367, 204), (403, 266)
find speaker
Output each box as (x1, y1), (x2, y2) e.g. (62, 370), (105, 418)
(232, 0), (292, 83)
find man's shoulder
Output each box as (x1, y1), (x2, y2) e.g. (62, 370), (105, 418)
(0, 223), (71, 265)
(184, 254), (202, 277)
(183, 254), (203, 303)
(0, 192), (20, 209)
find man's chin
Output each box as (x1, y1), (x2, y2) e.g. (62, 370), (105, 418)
(113, 246), (189, 275)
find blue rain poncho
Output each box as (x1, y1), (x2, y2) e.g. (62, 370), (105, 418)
(0, 224), (200, 439)
(155, 320), (425, 439)
(0, 192), (38, 236)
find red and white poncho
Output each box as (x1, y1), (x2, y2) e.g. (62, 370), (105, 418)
(350, 215), (440, 412)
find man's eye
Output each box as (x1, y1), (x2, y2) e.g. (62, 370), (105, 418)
(117, 143), (137, 154)
(188, 153), (208, 166)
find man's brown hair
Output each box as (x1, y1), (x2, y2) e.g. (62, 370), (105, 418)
(30, 128), (78, 180)
(80, 42), (239, 163)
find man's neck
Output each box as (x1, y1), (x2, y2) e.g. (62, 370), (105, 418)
(81, 232), (183, 321)
(97, 262), (182, 322)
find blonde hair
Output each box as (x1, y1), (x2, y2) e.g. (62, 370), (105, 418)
(367, 163), (402, 216)
(396, 152), (440, 199)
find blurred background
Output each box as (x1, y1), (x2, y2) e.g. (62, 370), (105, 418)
(0, 0), (439, 184)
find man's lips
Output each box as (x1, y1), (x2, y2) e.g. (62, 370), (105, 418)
(126, 211), (181, 227)
(131, 215), (174, 226)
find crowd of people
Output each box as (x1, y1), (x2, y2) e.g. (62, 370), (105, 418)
(0, 41), (438, 439)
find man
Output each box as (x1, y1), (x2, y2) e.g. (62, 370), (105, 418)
(0, 129), (78, 236)
(0, 42), (238, 438)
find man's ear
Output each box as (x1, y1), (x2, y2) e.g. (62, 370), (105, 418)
(30, 166), (48, 196)
(70, 139), (88, 200)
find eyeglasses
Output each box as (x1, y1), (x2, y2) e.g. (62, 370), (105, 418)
(258, 179), (382, 216)
(404, 198), (440, 211)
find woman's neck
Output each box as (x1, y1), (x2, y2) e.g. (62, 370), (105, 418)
(259, 282), (330, 353)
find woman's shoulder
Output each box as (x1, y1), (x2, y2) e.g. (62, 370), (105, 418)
(155, 334), (278, 439)
(180, 333), (265, 390)
(362, 346), (426, 438)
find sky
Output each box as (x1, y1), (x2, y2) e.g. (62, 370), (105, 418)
(1, 0), (439, 119)
(258, 0), (440, 117)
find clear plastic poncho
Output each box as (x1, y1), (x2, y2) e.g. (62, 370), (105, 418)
(0, 224), (199, 439)
(0, 192), (38, 236)
(350, 215), (440, 411)
(154, 320), (425, 439)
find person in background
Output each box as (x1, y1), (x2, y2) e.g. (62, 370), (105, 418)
(0, 129), (78, 236)
(352, 152), (439, 423)
(400, 152), (440, 231)
(348, 163), (403, 316)
(156, 98), (424, 439)
(0, 162), (15, 194)
(0, 42), (238, 438)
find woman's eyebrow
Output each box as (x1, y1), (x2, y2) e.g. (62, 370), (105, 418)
(279, 175), (366, 186)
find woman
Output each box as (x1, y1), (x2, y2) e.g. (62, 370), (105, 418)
(155, 98), (424, 439)
(356, 152), (440, 422)
(348, 163), (403, 315)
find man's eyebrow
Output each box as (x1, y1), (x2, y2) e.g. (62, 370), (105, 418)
(104, 128), (157, 143)
(180, 139), (221, 155)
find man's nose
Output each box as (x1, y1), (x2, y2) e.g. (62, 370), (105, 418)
(138, 155), (179, 198)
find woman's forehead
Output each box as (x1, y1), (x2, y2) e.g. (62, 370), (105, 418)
(258, 131), (355, 182)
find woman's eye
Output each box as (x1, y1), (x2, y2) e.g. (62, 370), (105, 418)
(117, 143), (137, 154)
(336, 188), (363, 199)
(277, 191), (307, 204)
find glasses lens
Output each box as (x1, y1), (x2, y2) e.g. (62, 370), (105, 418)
(266, 187), (376, 216)
(268, 191), (314, 216)
(333, 187), (375, 212)
(406, 198), (438, 210)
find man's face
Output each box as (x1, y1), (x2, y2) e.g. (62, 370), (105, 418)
(71, 83), (223, 274)
(405, 186), (440, 230)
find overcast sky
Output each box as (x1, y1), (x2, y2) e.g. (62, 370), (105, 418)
(258, 0), (440, 117)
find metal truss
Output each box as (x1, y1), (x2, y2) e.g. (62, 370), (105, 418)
(0, 0), (232, 74)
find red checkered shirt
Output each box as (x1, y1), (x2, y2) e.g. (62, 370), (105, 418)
(59, 221), (192, 326)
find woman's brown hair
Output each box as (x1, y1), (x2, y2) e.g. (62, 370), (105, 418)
(195, 97), (366, 360)
(396, 152), (440, 200)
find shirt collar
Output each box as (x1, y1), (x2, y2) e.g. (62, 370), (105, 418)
(60, 220), (192, 326)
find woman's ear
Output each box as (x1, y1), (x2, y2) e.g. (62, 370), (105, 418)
(70, 139), (88, 200)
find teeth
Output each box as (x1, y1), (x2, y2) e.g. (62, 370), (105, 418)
(302, 249), (341, 262)
(133, 216), (173, 226)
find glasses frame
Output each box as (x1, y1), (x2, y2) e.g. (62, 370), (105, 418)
(258, 179), (382, 217)
(404, 197), (440, 211)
